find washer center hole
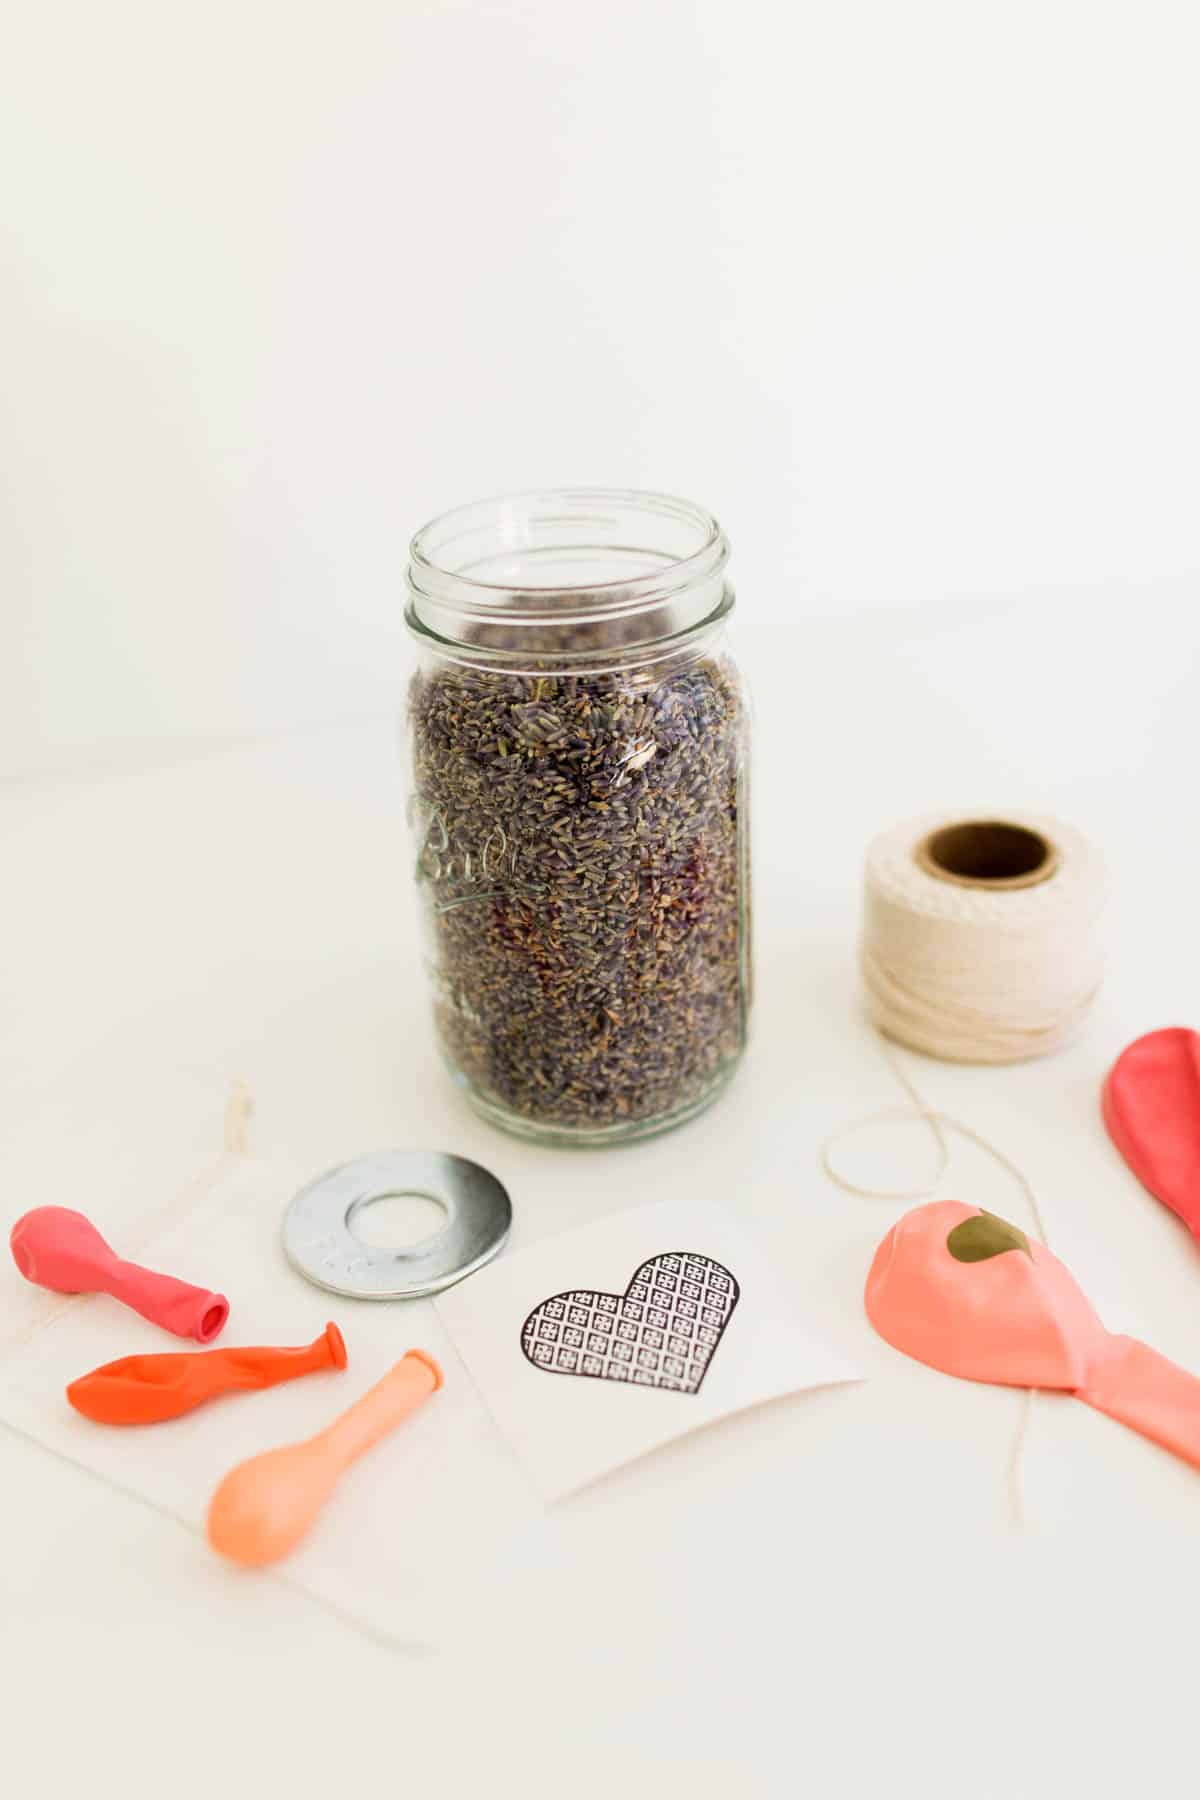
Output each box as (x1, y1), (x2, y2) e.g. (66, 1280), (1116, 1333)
(349, 1190), (450, 1250)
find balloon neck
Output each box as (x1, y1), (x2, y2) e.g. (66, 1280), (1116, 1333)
(318, 1323), (348, 1371)
(319, 1353), (438, 1467)
(1079, 1333), (1200, 1470)
(105, 1259), (229, 1343)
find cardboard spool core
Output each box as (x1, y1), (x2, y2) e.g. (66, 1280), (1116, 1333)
(915, 820), (1059, 891)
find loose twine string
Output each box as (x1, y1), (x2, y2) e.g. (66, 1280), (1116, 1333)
(825, 814), (1106, 1527)
(822, 1037), (1047, 1528)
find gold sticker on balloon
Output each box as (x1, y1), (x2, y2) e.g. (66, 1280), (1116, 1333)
(946, 1210), (1032, 1263)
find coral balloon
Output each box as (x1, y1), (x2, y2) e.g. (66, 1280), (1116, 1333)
(866, 1199), (1200, 1471)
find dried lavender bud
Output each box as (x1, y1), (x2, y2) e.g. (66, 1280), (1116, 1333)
(407, 648), (750, 1138)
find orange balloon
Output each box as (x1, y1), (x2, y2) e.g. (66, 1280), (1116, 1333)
(67, 1324), (347, 1425)
(207, 1349), (442, 1568)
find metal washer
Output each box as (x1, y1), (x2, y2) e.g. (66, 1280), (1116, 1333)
(283, 1150), (512, 1300)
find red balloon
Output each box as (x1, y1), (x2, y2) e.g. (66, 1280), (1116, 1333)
(1103, 1027), (1200, 1237)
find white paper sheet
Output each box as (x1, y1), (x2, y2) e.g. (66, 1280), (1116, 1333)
(0, 1162), (860, 1646)
(436, 1197), (861, 1500)
(0, 1155), (539, 1648)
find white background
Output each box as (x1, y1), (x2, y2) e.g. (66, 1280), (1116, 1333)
(4, 0), (1198, 776)
(4, 6), (1200, 1799)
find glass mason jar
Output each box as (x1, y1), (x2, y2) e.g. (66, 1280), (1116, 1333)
(403, 488), (752, 1147)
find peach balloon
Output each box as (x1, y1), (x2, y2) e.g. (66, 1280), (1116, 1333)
(866, 1199), (1200, 1471)
(207, 1349), (442, 1568)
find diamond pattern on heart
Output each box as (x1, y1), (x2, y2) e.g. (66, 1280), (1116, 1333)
(520, 1251), (740, 1394)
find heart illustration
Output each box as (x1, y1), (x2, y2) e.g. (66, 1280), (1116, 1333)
(520, 1250), (740, 1394)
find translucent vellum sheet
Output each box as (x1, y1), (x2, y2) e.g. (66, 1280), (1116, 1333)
(0, 1156), (860, 1647)
(0, 1155), (538, 1647)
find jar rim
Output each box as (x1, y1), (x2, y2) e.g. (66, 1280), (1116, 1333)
(407, 487), (730, 627)
(405, 583), (735, 675)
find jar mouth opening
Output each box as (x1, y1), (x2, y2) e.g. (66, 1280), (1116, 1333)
(407, 487), (729, 631)
(405, 584), (735, 676)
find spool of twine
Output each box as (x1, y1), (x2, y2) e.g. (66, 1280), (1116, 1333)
(860, 814), (1106, 1064)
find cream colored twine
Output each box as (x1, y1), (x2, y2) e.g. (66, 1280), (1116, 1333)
(860, 813), (1105, 1065)
(822, 1039), (1048, 1244)
(222, 1078), (254, 1155)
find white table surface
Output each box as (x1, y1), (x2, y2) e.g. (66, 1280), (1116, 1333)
(4, 596), (1200, 1798)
